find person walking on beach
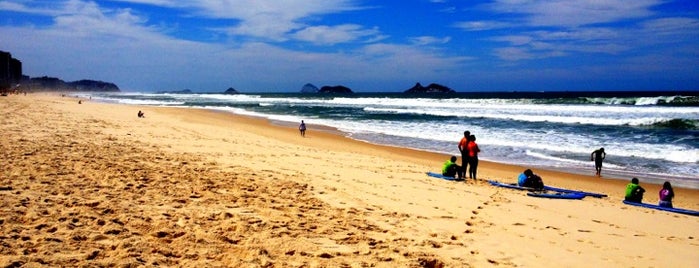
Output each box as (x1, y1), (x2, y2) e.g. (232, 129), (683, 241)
(591, 147), (606, 176)
(658, 181), (675, 208)
(467, 134), (480, 180)
(624, 177), (645, 203)
(442, 156), (464, 179)
(458, 131), (471, 177)
(299, 120), (307, 137)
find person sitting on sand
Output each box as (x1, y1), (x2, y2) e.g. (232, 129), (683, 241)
(658, 181), (674, 208)
(518, 169), (544, 190)
(624, 177), (646, 203)
(442, 156), (464, 179)
(138, 110), (145, 118)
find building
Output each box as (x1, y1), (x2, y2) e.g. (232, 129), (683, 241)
(1, 50), (23, 91)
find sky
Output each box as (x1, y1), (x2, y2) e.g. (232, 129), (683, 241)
(1, 0), (698, 92)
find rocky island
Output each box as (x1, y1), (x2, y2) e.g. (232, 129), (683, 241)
(404, 82), (455, 93)
(318, 85), (353, 93)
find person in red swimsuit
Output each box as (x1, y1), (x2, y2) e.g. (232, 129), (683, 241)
(467, 135), (480, 180)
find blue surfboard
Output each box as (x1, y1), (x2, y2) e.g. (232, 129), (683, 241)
(543, 186), (608, 198)
(488, 180), (536, 191)
(426, 172), (464, 181)
(527, 192), (586, 200)
(622, 200), (699, 217)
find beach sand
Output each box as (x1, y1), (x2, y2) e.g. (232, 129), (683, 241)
(1, 94), (697, 267)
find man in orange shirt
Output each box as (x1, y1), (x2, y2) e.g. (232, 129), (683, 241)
(458, 131), (470, 178)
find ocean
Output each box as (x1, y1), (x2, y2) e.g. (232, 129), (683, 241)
(83, 91), (699, 189)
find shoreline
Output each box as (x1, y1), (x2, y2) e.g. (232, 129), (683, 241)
(263, 107), (697, 191)
(142, 99), (699, 209)
(2, 93), (698, 267)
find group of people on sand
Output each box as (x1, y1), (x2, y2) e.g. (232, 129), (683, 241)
(625, 178), (675, 208)
(442, 130), (480, 180)
(440, 137), (677, 208)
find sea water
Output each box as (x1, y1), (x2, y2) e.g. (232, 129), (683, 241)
(86, 91), (699, 189)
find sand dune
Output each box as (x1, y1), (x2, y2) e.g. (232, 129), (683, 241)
(1, 94), (697, 267)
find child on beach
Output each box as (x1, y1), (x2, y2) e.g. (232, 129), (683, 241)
(658, 181), (674, 208)
(624, 177), (646, 203)
(442, 156), (464, 179)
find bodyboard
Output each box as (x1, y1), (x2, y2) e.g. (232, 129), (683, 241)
(488, 180), (536, 191)
(622, 200), (699, 217)
(543, 186), (608, 198)
(527, 192), (586, 200)
(426, 172), (464, 181)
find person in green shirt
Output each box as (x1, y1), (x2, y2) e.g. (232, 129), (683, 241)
(442, 156), (464, 179)
(625, 177), (646, 203)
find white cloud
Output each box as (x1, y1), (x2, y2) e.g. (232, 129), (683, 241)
(486, 0), (661, 27)
(453, 20), (514, 31)
(111, 0), (367, 41)
(409, 36), (451, 46)
(291, 24), (381, 45)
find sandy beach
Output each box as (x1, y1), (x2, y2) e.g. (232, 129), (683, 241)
(1, 93), (698, 267)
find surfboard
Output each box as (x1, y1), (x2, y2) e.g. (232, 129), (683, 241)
(622, 200), (699, 217)
(426, 172), (464, 181)
(543, 186), (608, 198)
(488, 180), (536, 191)
(527, 192), (586, 200)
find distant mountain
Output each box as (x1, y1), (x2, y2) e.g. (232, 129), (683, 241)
(21, 76), (119, 92)
(319, 85), (353, 93)
(404, 82), (455, 93)
(300, 83), (319, 93)
(223, 87), (239, 94)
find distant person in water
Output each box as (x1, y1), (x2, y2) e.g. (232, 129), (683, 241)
(137, 110), (145, 118)
(624, 177), (645, 203)
(299, 120), (306, 137)
(591, 147), (606, 176)
(458, 131), (471, 176)
(467, 135), (480, 180)
(442, 156), (464, 179)
(517, 169), (544, 190)
(658, 181), (675, 208)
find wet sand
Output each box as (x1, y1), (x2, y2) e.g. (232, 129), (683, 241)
(1, 93), (697, 267)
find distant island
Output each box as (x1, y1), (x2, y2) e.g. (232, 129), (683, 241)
(223, 87), (238, 94)
(300, 83), (319, 93)
(404, 82), (455, 93)
(319, 85), (353, 93)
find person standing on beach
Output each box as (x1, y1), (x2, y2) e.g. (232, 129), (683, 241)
(458, 131), (471, 177)
(299, 120), (307, 137)
(624, 177), (645, 203)
(591, 147), (606, 176)
(658, 181), (675, 208)
(467, 135), (480, 180)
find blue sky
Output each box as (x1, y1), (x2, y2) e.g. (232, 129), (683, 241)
(1, 0), (698, 92)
